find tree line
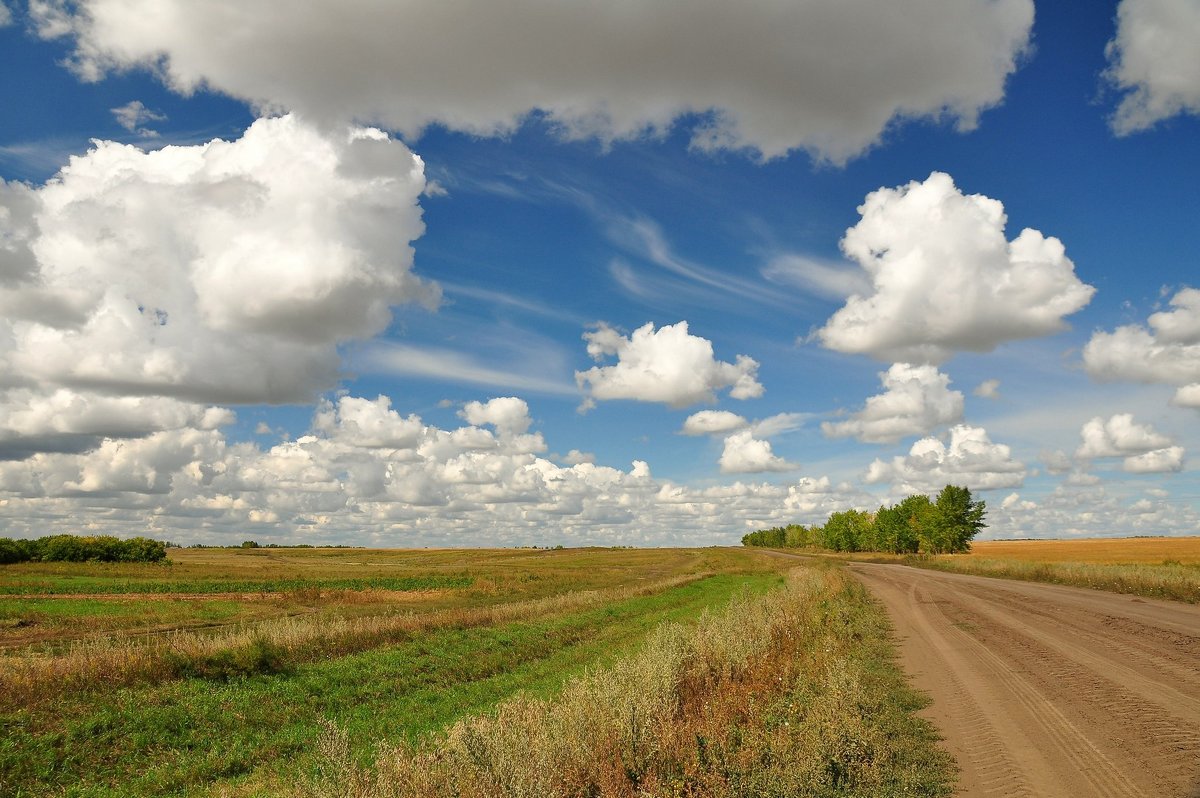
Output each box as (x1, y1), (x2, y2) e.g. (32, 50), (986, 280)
(742, 484), (986, 554)
(0, 534), (167, 565)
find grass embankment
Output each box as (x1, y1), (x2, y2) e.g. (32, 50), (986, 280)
(0, 571), (784, 797)
(315, 566), (954, 798)
(906, 537), (1200, 603)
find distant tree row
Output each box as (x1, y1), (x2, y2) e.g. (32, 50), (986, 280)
(0, 534), (168, 565)
(742, 485), (986, 555)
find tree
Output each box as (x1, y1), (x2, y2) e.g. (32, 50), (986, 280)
(928, 485), (986, 553)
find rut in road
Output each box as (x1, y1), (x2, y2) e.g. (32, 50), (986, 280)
(852, 562), (1200, 798)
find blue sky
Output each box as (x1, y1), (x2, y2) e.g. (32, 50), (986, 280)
(1, 0), (1198, 546)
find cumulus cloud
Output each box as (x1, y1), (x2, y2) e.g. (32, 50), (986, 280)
(34, 0), (1032, 163)
(1105, 0), (1200, 134)
(1123, 445), (1185, 473)
(865, 424), (1025, 492)
(818, 172), (1095, 363)
(110, 100), (166, 135)
(576, 322), (763, 408)
(0, 3), (11, 27)
(680, 410), (749, 437)
(1084, 288), (1200, 404)
(718, 430), (798, 474)
(560, 449), (595, 466)
(0, 115), (435, 405)
(0, 388), (231, 460)
(1075, 413), (1184, 473)
(822, 363), (963, 443)
(459, 397), (534, 436)
(1173, 383), (1200, 408)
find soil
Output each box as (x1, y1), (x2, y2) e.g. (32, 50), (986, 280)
(851, 562), (1200, 798)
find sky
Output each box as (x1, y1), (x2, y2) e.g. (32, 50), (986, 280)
(0, 0), (1198, 547)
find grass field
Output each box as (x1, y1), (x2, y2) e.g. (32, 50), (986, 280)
(911, 536), (1200, 603)
(0, 547), (784, 796)
(0, 547), (957, 797)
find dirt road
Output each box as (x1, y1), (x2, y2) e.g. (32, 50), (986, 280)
(851, 562), (1200, 798)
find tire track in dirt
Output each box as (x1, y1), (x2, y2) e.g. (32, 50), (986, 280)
(851, 562), (1200, 798)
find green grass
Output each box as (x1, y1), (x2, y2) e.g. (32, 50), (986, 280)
(0, 572), (782, 798)
(0, 574), (474, 596)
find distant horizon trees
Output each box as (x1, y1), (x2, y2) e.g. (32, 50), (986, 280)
(742, 484), (986, 554)
(0, 534), (167, 564)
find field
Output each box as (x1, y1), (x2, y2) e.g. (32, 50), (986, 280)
(913, 536), (1200, 603)
(0, 546), (954, 797)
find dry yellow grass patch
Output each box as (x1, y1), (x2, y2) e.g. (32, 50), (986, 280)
(968, 536), (1200, 565)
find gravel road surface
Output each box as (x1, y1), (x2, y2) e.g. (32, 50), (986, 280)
(851, 562), (1200, 798)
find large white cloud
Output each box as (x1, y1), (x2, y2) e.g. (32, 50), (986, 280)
(822, 363), (963, 443)
(718, 430), (797, 474)
(865, 424), (1025, 492)
(818, 172), (1095, 363)
(34, 0), (1031, 163)
(1083, 287), (1200, 407)
(1105, 0), (1200, 134)
(0, 115), (435, 405)
(1075, 413), (1184, 474)
(0, 388), (231, 460)
(576, 322), (763, 408)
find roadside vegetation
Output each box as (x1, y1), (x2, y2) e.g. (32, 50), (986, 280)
(312, 565), (954, 798)
(743, 484), (986, 554)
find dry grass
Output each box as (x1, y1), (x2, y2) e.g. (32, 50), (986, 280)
(966, 536), (1200, 565)
(309, 565), (953, 798)
(900, 537), (1200, 603)
(0, 572), (710, 710)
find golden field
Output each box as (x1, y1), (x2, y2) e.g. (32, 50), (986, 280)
(967, 536), (1200, 565)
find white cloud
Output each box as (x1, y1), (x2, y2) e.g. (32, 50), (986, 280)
(1084, 288), (1200, 398)
(865, 424), (1025, 492)
(1000, 492), (1036, 511)
(0, 390), (843, 545)
(822, 363), (963, 443)
(312, 395), (424, 449)
(34, 0), (1032, 164)
(1123, 445), (1185, 473)
(818, 172), (1095, 363)
(576, 322), (764, 408)
(0, 388), (231, 459)
(718, 430), (798, 474)
(0, 3), (12, 27)
(459, 397), (534, 436)
(1075, 413), (1172, 459)
(1075, 413), (1184, 474)
(1105, 0), (1200, 134)
(680, 410), (749, 437)
(110, 100), (166, 135)
(560, 449), (595, 466)
(1173, 383), (1200, 408)
(974, 379), (1001, 399)
(0, 115), (435, 405)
